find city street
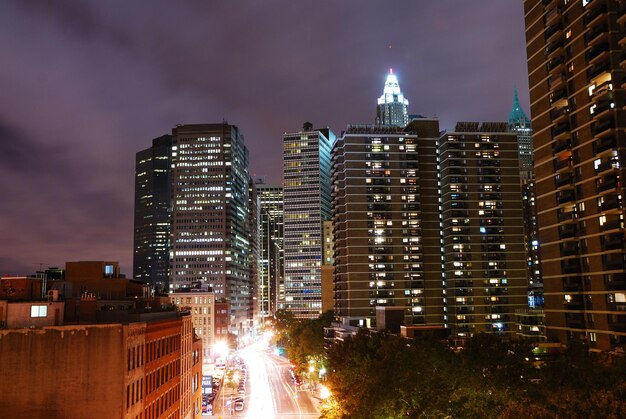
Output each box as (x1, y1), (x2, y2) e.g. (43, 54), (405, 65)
(208, 341), (320, 419)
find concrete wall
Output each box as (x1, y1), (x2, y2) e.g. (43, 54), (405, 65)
(0, 324), (125, 418)
(5, 301), (64, 328)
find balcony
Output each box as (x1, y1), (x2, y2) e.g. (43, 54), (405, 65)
(547, 55), (565, 73)
(590, 80), (614, 102)
(545, 6), (561, 26)
(554, 157), (573, 172)
(583, 3), (607, 27)
(595, 157), (619, 175)
(602, 216), (623, 231)
(562, 277), (583, 292)
(586, 42), (610, 65)
(477, 167), (501, 175)
(606, 273), (626, 290)
(559, 223), (578, 239)
(592, 118), (615, 137)
(602, 233), (625, 251)
(544, 22), (563, 43)
(552, 138), (570, 154)
(585, 22), (608, 46)
(476, 159), (500, 167)
(599, 195), (622, 212)
(561, 242), (580, 256)
(593, 135), (617, 155)
(597, 175), (620, 193)
(554, 172), (574, 188)
(618, 2), (626, 25)
(591, 99), (616, 119)
(561, 259), (581, 274)
(556, 188), (576, 204)
(550, 88), (567, 104)
(603, 254), (625, 271)
(550, 103), (569, 122)
(558, 210), (577, 223)
(587, 60), (610, 80)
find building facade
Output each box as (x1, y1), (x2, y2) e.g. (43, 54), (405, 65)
(332, 123), (444, 328)
(169, 291), (215, 360)
(439, 122), (528, 336)
(524, 0), (626, 352)
(508, 90), (544, 307)
(134, 134), (172, 291)
(376, 69), (409, 127)
(254, 179), (284, 317)
(283, 123), (335, 318)
(170, 124), (252, 333)
(0, 315), (201, 419)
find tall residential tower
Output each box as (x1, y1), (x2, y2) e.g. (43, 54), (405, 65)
(524, 0), (626, 352)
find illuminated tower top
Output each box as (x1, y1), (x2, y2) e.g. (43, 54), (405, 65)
(376, 69), (409, 127)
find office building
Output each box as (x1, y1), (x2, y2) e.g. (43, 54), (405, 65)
(134, 134), (172, 291)
(254, 179), (284, 317)
(283, 122), (335, 318)
(332, 122), (445, 328)
(439, 122), (528, 336)
(376, 69), (409, 127)
(508, 90), (543, 307)
(524, 0), (626, 352)
(170, 123), (252, 333)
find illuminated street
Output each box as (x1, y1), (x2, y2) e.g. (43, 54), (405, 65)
(210, 341), (320, 419)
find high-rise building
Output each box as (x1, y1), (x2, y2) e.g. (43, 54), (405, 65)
(509, 88), (534, 170)
(254, 179), (284, 317)
(376, 69), (409, 127)
(439, 122), (528, 337)
(332, 122), (445, 328)
(508, 90), (543, 307)
(170, 123), (252, 333)
(283, 122), (335, 318)
(524, 0), (626, 352)
(134, 135), (172, 291)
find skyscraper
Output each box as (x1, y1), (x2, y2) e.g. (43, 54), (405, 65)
(376, 69), (409, 127)
(133, 134), (172, 291)
(509, 88), (534, 170)
(254, 179), (284, 317)
(170, 123), (252, 332)
(439, 122), (528, 336)
(283, 122), (335, 318)
(524, 0), (626, 352)
(508, 88), (544, 332)
(332, 122), (445, 328)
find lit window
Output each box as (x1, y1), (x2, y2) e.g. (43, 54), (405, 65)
(31, 305), (48, 318)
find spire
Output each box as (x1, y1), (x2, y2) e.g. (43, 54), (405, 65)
(376, 68), (409, 127)
(508, 87), (530, 127)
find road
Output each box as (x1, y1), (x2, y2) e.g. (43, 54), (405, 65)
(209, 341), (320, 419)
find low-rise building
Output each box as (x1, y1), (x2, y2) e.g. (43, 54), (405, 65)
(0, 311), (201, 418)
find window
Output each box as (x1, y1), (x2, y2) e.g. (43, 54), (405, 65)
(30, 305), (47, 318)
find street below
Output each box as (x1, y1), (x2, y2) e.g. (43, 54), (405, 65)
(208, 341), (320, 419)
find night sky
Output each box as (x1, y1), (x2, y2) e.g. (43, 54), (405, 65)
(0, 1), (530, 276)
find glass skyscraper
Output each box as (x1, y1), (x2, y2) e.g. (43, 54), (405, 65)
(133, 134), (172, 292)
(283, 122), (335, 318)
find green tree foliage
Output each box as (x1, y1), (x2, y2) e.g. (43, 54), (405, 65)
(323, 333), (626, 419)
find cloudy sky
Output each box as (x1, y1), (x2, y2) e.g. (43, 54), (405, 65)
(0, 1), (530, 276)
